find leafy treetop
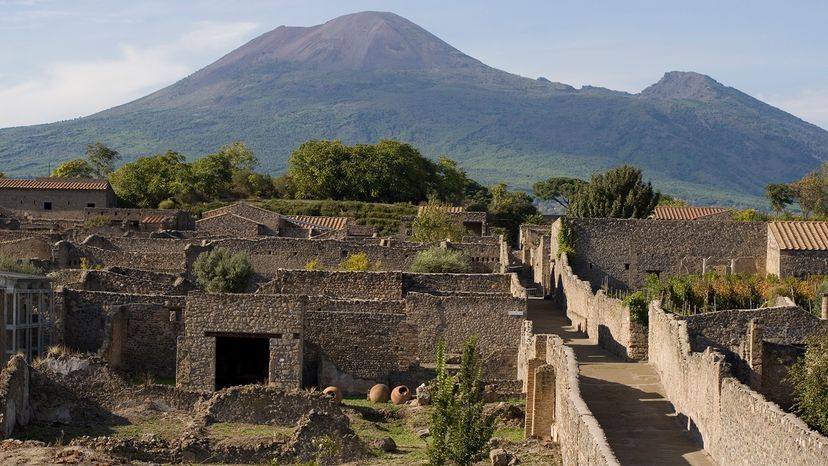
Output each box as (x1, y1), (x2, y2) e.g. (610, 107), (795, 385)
(568, 165), (660, 218)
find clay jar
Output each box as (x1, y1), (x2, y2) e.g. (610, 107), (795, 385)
(323, 386), (342, 404)
(391, 385), (412, 404)
(368, 383), (391, 403)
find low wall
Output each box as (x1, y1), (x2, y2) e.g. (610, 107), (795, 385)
(403, 273), (512, 295)
(261, 270), (403, 300)
(553, 251), (647, 361)
(0, 355), (29, 438)
(521, 326), (619, 466)
(648, 303), (828, 465)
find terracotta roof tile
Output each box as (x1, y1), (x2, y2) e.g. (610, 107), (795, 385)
(0, 178), (110, 191)
(286, 215), (349, 230)
(651, 206), (732, 220)
(769, 222), (828, 250)
(142, 215), (172, 224)
(417, 205), (465, 215)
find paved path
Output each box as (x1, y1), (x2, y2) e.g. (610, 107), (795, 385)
(528, 300), (716, 466)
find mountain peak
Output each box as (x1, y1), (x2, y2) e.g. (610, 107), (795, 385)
(207, 11), (481, 73)
(640, 71), (730, 101)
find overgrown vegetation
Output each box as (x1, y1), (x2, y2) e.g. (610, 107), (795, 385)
(193, 247), (253, 292)
(644, 272), (828, 315)
(410, 204), (467, 242)
(0, 256), (42, 275)
(339, 252), (375, 271)
(788, 327), (828, 435)
(428, 337), (495, 466)
(82, 216), (112, 229)
(568, 165), (659, 219)
(623, 291), (649, 326)
(557, 220), (575, 259)
(409, 248), (472, 274)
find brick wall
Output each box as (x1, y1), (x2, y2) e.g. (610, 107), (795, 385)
(648, 303), (828, 465)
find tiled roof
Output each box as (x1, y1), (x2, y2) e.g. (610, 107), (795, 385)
(651, 206), (732, 220)
(286, 215), (349, 231)
(0, 178), (110, 191)
(142, 215), (172, 224)
(417, 205), (465, 215)
(769, 222), (828, 251)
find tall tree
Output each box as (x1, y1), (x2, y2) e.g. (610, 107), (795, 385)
(488, 183), (539, 244)
(568, 165), (660, 218)
(765, 183), (796, 215)
(51, 159), (94, 178)
(788, 328), (828, 435)
(109, 150), (192, 208)
(532, 176), (587, 209)
(85, 142), (120, 178)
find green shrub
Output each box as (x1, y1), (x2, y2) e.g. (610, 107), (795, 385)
(158, 199), (176, 209)
(193, 247), (253, 292)
(304, 259), (322, 271)
(623, 291), (649, 326)
(411, 204), (467, 242)
(788, 328), (828, 435)
(557, 220), (575, 259)
(0, 256), (42, 275)
(339, 252), (372, 271)
(82, 216), (112, 229)
(409, 247), (472, 273)
(428, 337), (495, 466)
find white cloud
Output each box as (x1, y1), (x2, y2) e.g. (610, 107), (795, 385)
(760, 90), (828, 130)
(0, 21), (259, 128)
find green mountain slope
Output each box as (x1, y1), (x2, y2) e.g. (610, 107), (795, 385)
(1, 11), (826, 207)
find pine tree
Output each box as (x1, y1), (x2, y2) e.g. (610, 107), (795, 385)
(568, 165), (659, 218)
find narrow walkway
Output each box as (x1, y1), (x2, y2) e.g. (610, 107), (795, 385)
(528, 300), (716, 466)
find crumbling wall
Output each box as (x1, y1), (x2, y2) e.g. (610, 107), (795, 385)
(649, 303), (828, 465)
(75, 269), (191, 295)
(552, 248), (647, 361)
(0, 355), (29, 438)
(198, 385), (340, 426)
(102, 303), (184, 378)
(59, 289), (184, 354)
(521, 329), (619, 465)
(196, 213), (267, 237)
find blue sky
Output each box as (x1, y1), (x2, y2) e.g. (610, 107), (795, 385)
(1, 0), (827, 129)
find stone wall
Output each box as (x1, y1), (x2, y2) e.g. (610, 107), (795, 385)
(550, 239), (647, 361)
(259, 270), (515, 299)
(0, 237), (53, 261)
(74, 268), (191, 295)
(405, 293), (525, 379)
(521, 326), (619, 465)
(260, 270), (404, 300)
(58, 289), (184, 354)
(0, 354), (29, 438)
(567, 218), (767, 290)
(201, 203), (281, 233)
(177, 293), (304, 392)
(648, 303), (828, 465)
(102, 303), (184, 378)
(196, 213), (267, 238)
(0, 187), (114, 212)
(198, 385), (339, 426)
(779, 249), (828, 278)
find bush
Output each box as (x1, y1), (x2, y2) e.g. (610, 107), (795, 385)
(304, 259), (322, 271)
(82, 216), (112, 229)
(158, 199), (176, 209)
(428, 337), (495, 466)
(411, 204), (467, 243)
(193, 247), (253, 292)
(557, 220), (575, 259)
(0, 256), (42, 275)
(623, 291), (649, 326)
(788, 328), (828, 434)
(409, 248), (472, 273)
(339, 252), (372, 271)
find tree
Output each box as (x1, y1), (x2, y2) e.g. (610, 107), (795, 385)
(432, 157), (470, 205)
(0, 172), (6, 178)
(428, 337), (495, 466)
(339, 252), (373, 271)
(488, 183), (539, 244)
(411, 204), (468, 243)
(51, 159), (94, 178)
(788, 327), (828, 435)
(657, 194), (689, 207)
(532, 176), (587, 209)
(109, 150), (192, 208)
(193, 247), (253, 293)
(791, 165), (828, 218)
(765, 183), (796, 215)
(409, 247), (472, 273)
(568, 165), (659, 218)
(85, 142), (120, 178)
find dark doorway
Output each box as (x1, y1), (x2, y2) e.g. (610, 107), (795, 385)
(215, 336), (270, 390)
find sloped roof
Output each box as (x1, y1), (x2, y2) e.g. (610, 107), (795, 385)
(201, 201), (277, 219)
(651, 206), (732, 220)
(286, 215), (349, 231)
(417, 205), (464, 215)
(0, 178), (110, 191)
(142, 215), (173, 224)
(196, 212), (263, 226)
(769, 222), (828, 251)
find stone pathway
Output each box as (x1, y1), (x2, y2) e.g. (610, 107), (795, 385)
(528, 300), (716, 466)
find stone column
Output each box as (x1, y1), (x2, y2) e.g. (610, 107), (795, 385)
(530, 364), (556, 439)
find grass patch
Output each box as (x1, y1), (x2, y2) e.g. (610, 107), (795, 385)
(18, 414), (187, 444)
(494, 426), (524, 442)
